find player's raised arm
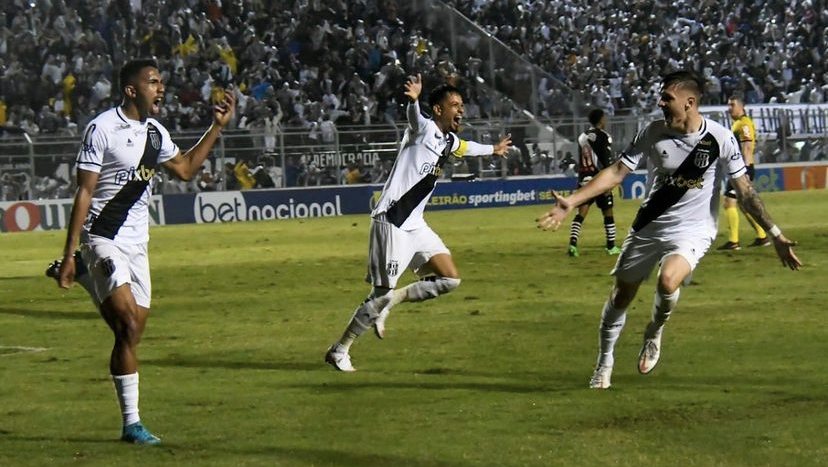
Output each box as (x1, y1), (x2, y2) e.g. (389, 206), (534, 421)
(731, 174), (802, 270)
(405, 74), (429, 132)
(452, 133), (512, 158)
(162, 88), (236, 181)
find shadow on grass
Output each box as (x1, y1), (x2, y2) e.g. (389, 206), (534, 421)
(0, 434), (120, 444)
(217, 445), (470, 467)
(0, 307), (98, 320)
(142, 356), (321, 372)
(143, 355), (577, 393)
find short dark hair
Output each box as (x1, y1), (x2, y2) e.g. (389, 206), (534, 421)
(588, 108), (605, 126)
(119, 58), (159, 93)
(727, 94), (745, 105)
(662, 70), (704, 98)
(428, 83), (462, 109)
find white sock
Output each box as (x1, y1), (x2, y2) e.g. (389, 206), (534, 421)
(392, 277), (461, 304)
(647, 290), (680, 338)
(597, 300), (627, 369)
(113, 373), (140, 426)
(336, 293), (392, 351)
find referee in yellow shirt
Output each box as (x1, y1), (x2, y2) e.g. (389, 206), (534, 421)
(718, 95), (769, 250)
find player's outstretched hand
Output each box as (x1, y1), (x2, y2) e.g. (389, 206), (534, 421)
(213, 87), (236, 127)
(404, 73), (422, 102)
(772, 234), (802, 270)
(536, 191), (572, 231)
(493, 133), (512, 157)
(57, 254), (75, 289)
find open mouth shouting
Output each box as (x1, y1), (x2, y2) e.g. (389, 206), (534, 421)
(452, 114), (462, 131)
(151, 96), (163, 115)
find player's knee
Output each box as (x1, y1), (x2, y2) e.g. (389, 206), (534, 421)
(112, 315), (143, 346)
(657, 273), (682, 295)
(436, 276), (461, 294)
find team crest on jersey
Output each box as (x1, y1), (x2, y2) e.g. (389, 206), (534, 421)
(100, 257), (116, 277)
(694, 150), (710, 168)
(148, 127), (161, 150)
(386, 260), (399, 277)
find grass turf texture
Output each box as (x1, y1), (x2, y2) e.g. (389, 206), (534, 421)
(0, 190), (826, 467)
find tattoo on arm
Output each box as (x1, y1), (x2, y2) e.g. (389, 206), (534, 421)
(737, 184), (775, 231)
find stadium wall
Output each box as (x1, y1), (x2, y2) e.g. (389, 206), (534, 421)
(2, 162), (826, 232)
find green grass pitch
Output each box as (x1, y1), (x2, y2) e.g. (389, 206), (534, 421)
(1, 190), (826, 466)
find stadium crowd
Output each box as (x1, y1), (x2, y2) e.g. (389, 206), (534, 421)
(1, 0), (827, 200)
(453, 0), (828, 115)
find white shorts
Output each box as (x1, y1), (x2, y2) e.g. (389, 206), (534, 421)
(610, 232), (712, 283)
(80, 234), (151, 308)
(366, 216), (450, 288)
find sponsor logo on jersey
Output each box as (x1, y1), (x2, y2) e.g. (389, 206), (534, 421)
(114, 165), (157, 185)
(80, 124), (97, 156)
(663, 174), (704, 189)
(419, 162), (443, 176)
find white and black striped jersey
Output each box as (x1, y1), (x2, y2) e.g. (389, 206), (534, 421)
(371, 101), (494, 230)
(76, 107), (178, 244)
(620, 117), (746, 238)
(577, 126), (613, 177)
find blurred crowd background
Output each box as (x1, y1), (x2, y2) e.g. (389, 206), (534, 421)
(1, 0), (827, 201)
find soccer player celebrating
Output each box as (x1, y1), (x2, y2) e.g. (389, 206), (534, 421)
(56, 58), (235, 443)
(717, 94), (768, 250)
(537, 71), (801, 389)
(325, 74), (511, 371)
(568, 108), (621, 257)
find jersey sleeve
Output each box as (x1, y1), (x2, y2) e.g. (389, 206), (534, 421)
(76, 121), (107, 174)
(154, 121), (179, 164)
(618, 125), (649, 171)
(735, 118), (756, 143)
(724, 133), (747, 179)
(407, 100), (430, 134)
(449, 135), (494, 158)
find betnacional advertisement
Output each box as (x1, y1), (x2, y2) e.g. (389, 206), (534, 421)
(2, 162), (825, 232)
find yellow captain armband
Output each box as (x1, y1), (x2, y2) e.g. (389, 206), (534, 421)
(452, 139), (468, 157)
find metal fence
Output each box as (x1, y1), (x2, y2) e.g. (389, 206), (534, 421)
(2, 109), (827, 201)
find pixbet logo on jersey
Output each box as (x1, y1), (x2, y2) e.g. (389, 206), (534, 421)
(114, 165), (157, 185)
(419, 162), (443, 177)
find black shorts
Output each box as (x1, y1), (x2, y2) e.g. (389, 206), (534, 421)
(578, 174), (613, 210)
(725, 164), (755, 199)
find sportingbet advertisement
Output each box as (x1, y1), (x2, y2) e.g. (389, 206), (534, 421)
(2, 162), (825, 232)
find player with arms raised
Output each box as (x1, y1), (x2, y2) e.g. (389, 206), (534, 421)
(325, 74), (511, 371)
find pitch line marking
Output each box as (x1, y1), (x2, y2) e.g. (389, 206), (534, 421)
(0, 345), (50, 357)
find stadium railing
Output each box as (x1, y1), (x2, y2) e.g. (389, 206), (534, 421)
(1, 108), (826, 200)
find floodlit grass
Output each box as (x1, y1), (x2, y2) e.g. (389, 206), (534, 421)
(1, 190), (826, 467)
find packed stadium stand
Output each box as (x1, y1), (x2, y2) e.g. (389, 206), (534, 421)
(1, 0), (827, 200)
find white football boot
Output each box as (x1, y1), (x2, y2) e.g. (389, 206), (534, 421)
(325, 346), (355, 372)
(638, 327), (663, 374)
(373, 307), (391, 339)
(589, 365), (613, 389)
